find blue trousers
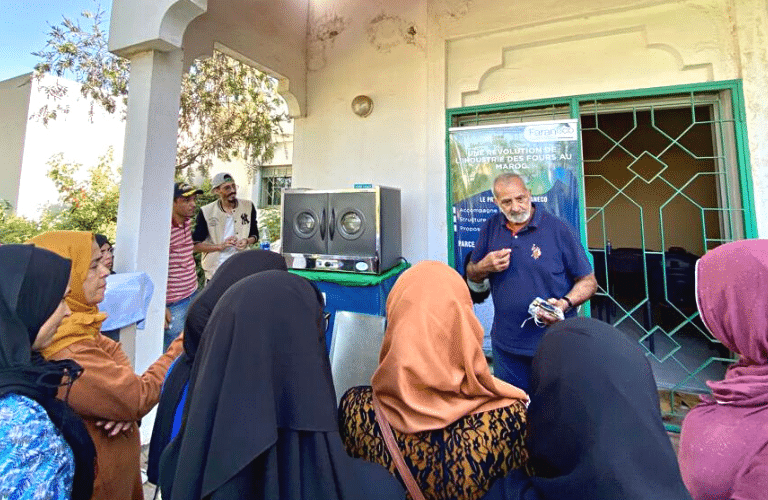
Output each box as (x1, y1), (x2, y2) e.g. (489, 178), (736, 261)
(164, 289), (198, 350)
(492, 345), (533, 394)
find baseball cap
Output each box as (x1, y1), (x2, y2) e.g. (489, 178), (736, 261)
(174, 182), (203, 199)
(211, 172), (235, 190)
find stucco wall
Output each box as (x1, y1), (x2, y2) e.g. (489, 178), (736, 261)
(291, 0), (768, 264)
(106, 0), (767, 263)
(733, 0), (768, 239)
(445, 0), (767, 239)
(0, 74), (33, 210)
(109, 0), (204, 55)
(183, 0), (309, 116)
(293, 0), (430, 261)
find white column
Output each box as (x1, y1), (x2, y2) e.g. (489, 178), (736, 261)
(734, 0), (768, 238)
(113, 49), (184, 372)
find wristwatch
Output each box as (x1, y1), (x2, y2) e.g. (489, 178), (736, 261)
(561, 296), (573, 311)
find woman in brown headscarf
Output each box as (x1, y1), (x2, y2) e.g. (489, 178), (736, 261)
(339, 261), (529, 500)
(28, 231), (183, 500)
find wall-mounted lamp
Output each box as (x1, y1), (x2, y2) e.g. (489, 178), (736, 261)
(351, 95), (374, 117)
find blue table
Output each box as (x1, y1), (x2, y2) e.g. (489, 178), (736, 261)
(291, 262), (409, 352)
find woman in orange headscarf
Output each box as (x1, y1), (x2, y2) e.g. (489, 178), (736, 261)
(28, 231), (183, 500)
(339, 261), (529, 500)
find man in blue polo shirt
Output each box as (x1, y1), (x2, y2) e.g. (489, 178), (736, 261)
(467, 173), (597, 392)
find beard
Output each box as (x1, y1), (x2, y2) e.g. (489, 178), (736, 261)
(504, 209), (531, 224)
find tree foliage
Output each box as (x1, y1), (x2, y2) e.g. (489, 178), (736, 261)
(44, 149), (120, 239)
(0, 201), (50, 244)
(178, 52), (284, 176)
(32, 6), (128, 123)
(0, 150), (119, 243)
(32, 2), (286, 177)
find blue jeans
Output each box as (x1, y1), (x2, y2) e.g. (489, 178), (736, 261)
(492, 345), (533, 394)
(165, 289), (198, 350)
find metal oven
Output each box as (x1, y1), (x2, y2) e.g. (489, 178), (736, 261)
(281, 187), (401, 274)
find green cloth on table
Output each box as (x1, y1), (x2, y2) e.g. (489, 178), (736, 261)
(290, 261), (409, 286)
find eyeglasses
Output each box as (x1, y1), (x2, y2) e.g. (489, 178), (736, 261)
(219, 183), (238, 193)
(101, 247), (114, 255)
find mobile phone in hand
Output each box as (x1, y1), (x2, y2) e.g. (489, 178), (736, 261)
(529, 297), (565, 321)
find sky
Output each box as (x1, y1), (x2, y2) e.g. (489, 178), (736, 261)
(0, 0), (112, 82)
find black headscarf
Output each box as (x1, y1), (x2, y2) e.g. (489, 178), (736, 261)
(94, 234), (111, 249)
(524, 317), (691, 500)
(184, 250), (288, 361)
(159, 271), (401, 500)
(0, 244), (96, 500)
(147, 250), (288, 484)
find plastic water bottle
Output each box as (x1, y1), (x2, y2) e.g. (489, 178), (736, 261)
(259, 227), (270, 251)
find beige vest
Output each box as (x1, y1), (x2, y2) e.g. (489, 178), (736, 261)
(200, 198), (254, 279)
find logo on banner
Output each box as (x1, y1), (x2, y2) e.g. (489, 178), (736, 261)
(524, 123), (577, 142)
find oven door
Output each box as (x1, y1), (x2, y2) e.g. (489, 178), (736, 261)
(327, 191), (377, 258)
(282, 191), (328, 255)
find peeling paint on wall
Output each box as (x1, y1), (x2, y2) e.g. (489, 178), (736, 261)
(430, 0), (473, 34)
(315, 15), (348, 42)
(434, 0), (473, 21)
(367, 13), (424, 52)
(308, 14), (349, 71)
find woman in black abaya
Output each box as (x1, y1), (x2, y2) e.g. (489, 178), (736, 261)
(147, 249), (288, 484)
(489, 317), (692, 500)
(159, 270), (403, 500)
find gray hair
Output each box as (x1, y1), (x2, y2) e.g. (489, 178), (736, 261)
(492, 173), (527, 198)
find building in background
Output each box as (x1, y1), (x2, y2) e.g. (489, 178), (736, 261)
(0, 73), (124, 219)
(101, 0), (767, 423)
(0, 73), (293, 219)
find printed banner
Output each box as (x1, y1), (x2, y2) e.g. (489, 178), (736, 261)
(449, 119), (582, 271)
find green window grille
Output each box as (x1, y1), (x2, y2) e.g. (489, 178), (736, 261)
(260, 165), (292, 207)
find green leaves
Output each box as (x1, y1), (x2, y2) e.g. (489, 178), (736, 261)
(0, 150), (119, 243)
(33, 4), (129, 124)
(177, 51), (286, 178)
(0, 201), (50, 244)
(41, 149), (120, 240)
(32, 3), (286, 179)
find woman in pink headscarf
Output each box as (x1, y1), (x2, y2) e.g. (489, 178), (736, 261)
(678, 239), (768, 500)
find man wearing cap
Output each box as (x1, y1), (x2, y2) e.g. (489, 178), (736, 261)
(192, 172), (259, 281)
(165, 182), (204, 349)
